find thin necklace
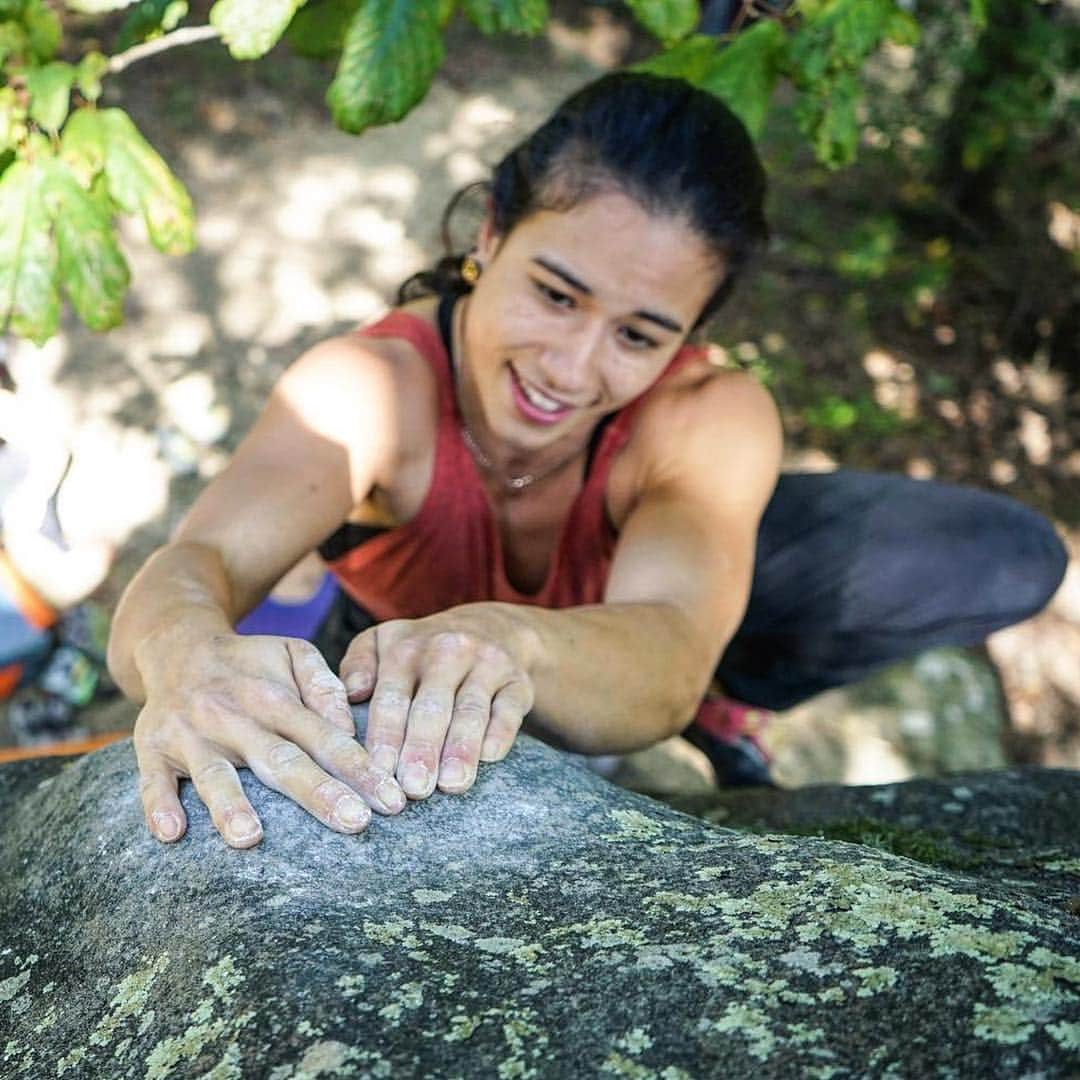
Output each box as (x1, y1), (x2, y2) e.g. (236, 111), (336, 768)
(451, 300), (581, 493)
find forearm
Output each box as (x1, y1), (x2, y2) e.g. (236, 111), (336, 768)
(106, 540), (237, 703)
(469, 600), (715, 755)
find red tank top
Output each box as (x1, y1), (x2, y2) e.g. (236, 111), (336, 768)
(323, 308), (704, 621)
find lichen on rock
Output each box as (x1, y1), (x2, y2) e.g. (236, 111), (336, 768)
(1, 721), (1078, 1077)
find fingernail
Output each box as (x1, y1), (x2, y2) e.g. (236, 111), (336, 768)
(227, 811), (260, 843)
(480, 736), (503, 761)
(334, 795), (370, 830)
(439, 760), (468, 789)
(376, 779), (406, 813)
(152, 811), (181, 842)
(372, 746), (397, 774)
(401, 762), (431, 798)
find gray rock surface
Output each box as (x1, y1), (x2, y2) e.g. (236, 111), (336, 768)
(662, 768), (1080, 911)
(2, 715), (1079, 1078)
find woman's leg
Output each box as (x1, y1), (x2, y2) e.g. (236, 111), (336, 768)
(714, 469), (1068, 712)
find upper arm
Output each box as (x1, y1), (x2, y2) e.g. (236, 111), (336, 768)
(605, 370), (782, 678)
(173, 333), (401, 615)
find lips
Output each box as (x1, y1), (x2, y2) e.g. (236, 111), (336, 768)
(509, 366), (576, 426)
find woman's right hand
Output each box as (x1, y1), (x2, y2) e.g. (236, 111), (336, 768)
(133, 632), (407, 848)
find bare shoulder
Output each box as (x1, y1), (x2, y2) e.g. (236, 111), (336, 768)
(270, 307), (441, 486)
(275, 323), (432, 439)
(608, 363), (781, 530)
(633, 362), (782, 483)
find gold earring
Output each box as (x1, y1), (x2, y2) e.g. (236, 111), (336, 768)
(461, 255), (482, 285)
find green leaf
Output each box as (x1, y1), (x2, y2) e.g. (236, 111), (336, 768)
(460, 0), (548, 36)
(698, 20), (787, 139)
(633, 34), (719, 84)
(61, 106), (107, 185)
(636, 24), (786, 139)
(623, 0), (699, 48)
(327, 0), (446, 134)
(61, 0), (141, 12)
(0, 23), (29, 69)
(968, 0), (987, 31)
(87, 170), (115, 217)
(210, 0), (308, 60)
(795, 66), (861, 168)
(117, 0), (189, 51)
(24, 0), (62, 60)
(286, 0), (361, 58)
(75, 51), (110, 103)
(829, 0), (893, 64)
(884, 8), (919, 47)
(43, 157), (129, 331)
(794, 0), (911, 68)
(100, 108), (195, 254)
(25, 61), (75, 133)
(0, 1), (28, 18)
(0, 158), (59, 345)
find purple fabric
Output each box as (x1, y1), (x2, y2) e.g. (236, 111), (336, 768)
(236, 572), (339, 642)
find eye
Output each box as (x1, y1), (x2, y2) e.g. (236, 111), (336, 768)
(618, 325), (659, 350)
(532, 279), (575, 309)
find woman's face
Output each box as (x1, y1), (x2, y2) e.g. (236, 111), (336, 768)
(461, 191), (723, 455)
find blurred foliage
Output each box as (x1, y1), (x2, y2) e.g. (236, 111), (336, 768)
(0, 0), (1076, 349)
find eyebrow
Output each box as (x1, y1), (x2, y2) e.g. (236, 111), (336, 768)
(531, 257), (684, 334)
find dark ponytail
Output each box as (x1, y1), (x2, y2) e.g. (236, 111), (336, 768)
(399, 72), (768, 328)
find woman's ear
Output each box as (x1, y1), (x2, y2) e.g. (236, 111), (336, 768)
(475, 214), (501, 263)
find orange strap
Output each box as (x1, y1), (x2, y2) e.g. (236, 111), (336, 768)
(0, 730), (128, 764)
(0, 663), (22, 698)
(0, 550), (57, 631)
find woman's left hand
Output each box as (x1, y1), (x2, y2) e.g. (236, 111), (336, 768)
(338, 608), (535, 800)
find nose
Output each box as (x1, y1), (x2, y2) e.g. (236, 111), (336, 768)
(538, 321), (605, 399)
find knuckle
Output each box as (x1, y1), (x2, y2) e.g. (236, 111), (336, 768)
(410, 693), (450, 720)
(441, 739), (475, 762)
(133, 718), (174, 756)
(400, 736), (440, 759)
(510, 679), (535, 711)
(371, 687), (411, 714)
(322, 728), (360, 756)
(266, 740), (306, 771)
(388, 637), (420, 663)
(137, 773), (162, 798)
(291, 639), (320, 661)
(251, 678), (299, 710)
(474, 641), (508, 667)
(305, 670), (346, 696)
(192, 759), (235, 786)
(429, 631), (471, 657)
(452, 694), (491, 722)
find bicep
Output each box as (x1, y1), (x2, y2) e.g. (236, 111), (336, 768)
(605, 373), (782, 666)
(173, 336), (399, 614)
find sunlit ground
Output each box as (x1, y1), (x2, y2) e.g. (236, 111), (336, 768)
(4, 13), (1077, 779)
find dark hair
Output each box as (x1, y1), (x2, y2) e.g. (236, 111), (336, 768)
(398, 72), (768, 332)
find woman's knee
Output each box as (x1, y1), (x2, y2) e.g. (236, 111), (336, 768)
(990, 498), (1068, 622)
(873, 483), (1067, 633)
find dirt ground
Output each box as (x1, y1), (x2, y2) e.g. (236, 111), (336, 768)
(4, 10), (1078, 779)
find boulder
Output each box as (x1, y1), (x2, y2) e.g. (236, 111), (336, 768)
(1, 712), (1078, 1078)
(662, 767), (1080, 911)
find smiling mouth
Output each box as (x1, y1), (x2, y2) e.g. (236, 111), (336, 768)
(509, 366), (578, 422)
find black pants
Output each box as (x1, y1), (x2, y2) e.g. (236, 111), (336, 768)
(317, 470), (1068, 712)
(715, 470), (1067, 709)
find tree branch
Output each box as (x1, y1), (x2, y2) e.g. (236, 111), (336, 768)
(108, 25), (222, 75)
